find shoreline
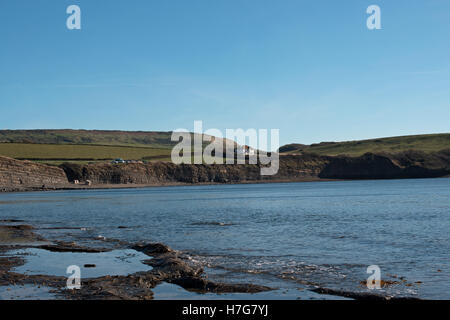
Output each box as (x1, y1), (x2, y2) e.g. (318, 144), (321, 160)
(0, 222), (421, 300)
(0, 177), (331, 194)
(2, 175), (450, 194)
(0, 223), (274, 300)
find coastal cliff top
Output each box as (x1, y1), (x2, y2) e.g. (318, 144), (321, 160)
(279, 133), (450, 156)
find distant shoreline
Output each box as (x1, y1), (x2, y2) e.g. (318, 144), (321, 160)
(0, 177), (328, 193)
(2, 176), (450, 194)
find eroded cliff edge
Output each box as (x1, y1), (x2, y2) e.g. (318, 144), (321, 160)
(0, 156), (68, 192)
(1, 150), (449, 192)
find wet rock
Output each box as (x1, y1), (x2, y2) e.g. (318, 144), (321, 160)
(360, 279), (400, 288)
(135, 242), (272, 294)
(39, 227), (86, 230)
(0, 224), (44, 244)
(1, 232), (274, 299)
(310, 287), (421, 300)
(8, 225), (34, 230)
(143, 253), (203, 278)
(132, 242), (173, 255)
(0, 256), (24, 273)
(63, 273), (157, 300)
(38, 241), (109, 253)
(169, 277), (272, 294)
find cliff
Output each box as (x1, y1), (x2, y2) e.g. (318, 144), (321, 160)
(59, 154), (327, 185)
(59, 152), (450, 185)
(0, 156), (68, 191)
(318, 152), (449, 180)
(1, 151), (449, 192)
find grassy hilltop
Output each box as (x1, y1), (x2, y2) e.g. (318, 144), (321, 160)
(0, 129), (176, 148)
(0, 130), (176, 164)
(0, 130), (449, 165)
(0, 129), (235, 164)
(279, 133), (450, 157)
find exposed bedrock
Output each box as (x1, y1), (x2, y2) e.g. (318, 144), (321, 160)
(131, 242), (273, 294)
(59, 154), (326, 185)
(0, 235), (273, 300)
(1, 150), (449, 192)
(60, 152), (449, 184)
(0, 156), (68, 191)
(310, 287), (421, 301)
(318, 152), (450, 180)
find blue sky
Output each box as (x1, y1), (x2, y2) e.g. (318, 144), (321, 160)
(0, 0), (449, 146)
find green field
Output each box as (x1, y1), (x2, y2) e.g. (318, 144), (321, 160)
(1, 130), (449, 163)
(279, 133), (450, 156)
(0, 129), (235, 164)
(0, 129), (231, 149)
(0, 143), (172, 164)
(0, 129), (237, 164)
(0, 129), (176, 148)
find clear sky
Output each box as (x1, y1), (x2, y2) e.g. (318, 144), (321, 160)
(0, 0), (449, 147)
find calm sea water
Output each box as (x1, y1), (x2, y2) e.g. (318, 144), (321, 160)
(1, 179), (449, 299)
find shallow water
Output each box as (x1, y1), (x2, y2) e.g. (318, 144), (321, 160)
(0, 284), (56, 300)
(8, 248), (152, 278)
(152, 282), (350, 300)
(0, 178), (449, 299)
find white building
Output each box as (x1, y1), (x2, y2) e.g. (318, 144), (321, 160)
(236, 145), (255, 156)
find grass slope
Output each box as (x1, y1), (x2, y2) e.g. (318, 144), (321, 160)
(0, 130), (234, 164)
(0, 143), (171, 164)
(0, 129), (176, 148)
(279, 133), (450, 156)
(2, 130), (448, 163)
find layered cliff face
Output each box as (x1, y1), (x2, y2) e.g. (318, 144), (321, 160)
(1, 151), (449, 192)
(59, 154), (328, 185)
(318, 152), (450, 180)
(59, 152), (450, 186)
(387, 149), (450, 171)
(0, 156), (68, 191)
